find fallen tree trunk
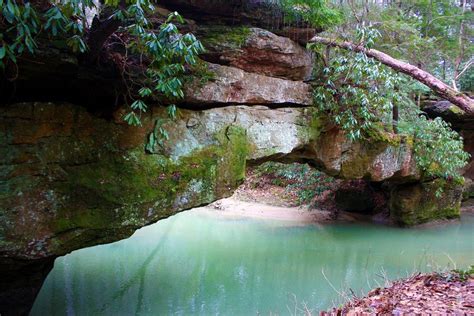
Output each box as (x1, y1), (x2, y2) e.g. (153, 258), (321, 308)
(309, 36), (474, 115)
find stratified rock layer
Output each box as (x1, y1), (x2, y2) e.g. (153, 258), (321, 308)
(307, 127), (419, 182)
(0, 102), (463, 314)
(184, 63), (313, 106)
(1, 103), (425, 266)
(200, 27), (313, 80)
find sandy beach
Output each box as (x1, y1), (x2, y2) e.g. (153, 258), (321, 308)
(192, 197), (354, 223)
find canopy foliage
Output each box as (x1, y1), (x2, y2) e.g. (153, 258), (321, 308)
(1, 0), (204, 128)
(305, 1), (472, 183)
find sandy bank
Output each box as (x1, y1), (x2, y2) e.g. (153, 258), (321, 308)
(191, 196), (474, 227)
(192, 197), (362, 224)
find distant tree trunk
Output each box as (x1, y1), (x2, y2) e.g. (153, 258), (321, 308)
(442, 59), (446, 81)
(453, 0), (467, 89)
(309, 36), (474, 115)
(392, 103), (399, 133)
(425, 0), (433, 37)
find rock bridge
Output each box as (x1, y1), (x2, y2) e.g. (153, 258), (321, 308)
(0, 7), (465, 315)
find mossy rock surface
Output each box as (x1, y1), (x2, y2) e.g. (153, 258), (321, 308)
(197, 26), (313, 81)
(1, 103), (324, 263)
(198, 25), (252, 50)
(0, 103), (251, 261)
(0, 102), (440, 263)
(389, 179), (462, 226)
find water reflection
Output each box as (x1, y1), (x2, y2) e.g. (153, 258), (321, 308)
(31, 210), (474, 315)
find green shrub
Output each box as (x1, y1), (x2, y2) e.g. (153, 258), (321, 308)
(253, 162), (334, 206)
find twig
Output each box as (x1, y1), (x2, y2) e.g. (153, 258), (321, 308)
(321, 268), (351, 301)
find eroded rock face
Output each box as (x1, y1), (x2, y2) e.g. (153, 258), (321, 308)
(308, 127), (419, 182)
(158, 105), (318, 162)
(200, 27), (313, 81)
(0, 102), (250, 314)
(0, 103), (252, 264)
(184, 63), (313, 106)
(0, 103), (422, 266)
(0, 102), (462, 313)
(389, 180), (462, 226)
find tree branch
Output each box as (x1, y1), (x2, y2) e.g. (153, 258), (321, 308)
(86, 15), (122, 62)
(309, 36), (474, 115)
(456, 58), (473, 80)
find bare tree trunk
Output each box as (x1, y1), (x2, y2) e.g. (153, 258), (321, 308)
(392, 103), (399, 133)
(86, 0), (126, 63)
(453, 0), (467, 88)
(86, 15), (122, 62)
(442, 59), (446, 81)
(309, 36), (474, 115)
(425, 0), (433, 37)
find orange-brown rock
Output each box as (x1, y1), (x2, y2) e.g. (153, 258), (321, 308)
(200, 27), (313, 81)
(184, 63), (313, 106)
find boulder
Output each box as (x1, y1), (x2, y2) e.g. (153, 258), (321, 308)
(389, 179), (462, 226)
(423, 100), (474, 183)
(423, 100), (474, 130)
(184, 63), (313, 106)
(308, 127), (419, 182)
(199, 26), (313, 81)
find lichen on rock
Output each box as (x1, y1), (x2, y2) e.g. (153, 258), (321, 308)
(1, 101), (461, 263)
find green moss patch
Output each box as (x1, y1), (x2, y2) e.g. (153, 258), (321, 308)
(200, 26), (251, 50)
(389, 179), (462, 226)
(52, 125), (248, 237)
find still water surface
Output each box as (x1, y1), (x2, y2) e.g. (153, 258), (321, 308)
(31, 210), (474, 315)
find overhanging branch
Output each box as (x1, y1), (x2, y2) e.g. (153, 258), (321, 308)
(309, 36), (474, 115)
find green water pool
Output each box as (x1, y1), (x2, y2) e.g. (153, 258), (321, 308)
(31, 209), (474, 315)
